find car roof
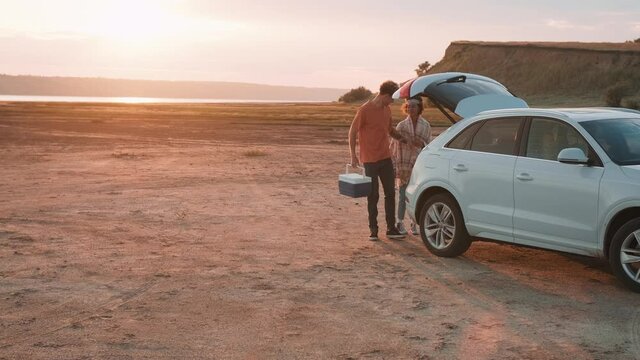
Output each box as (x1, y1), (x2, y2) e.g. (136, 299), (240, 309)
(475, 107), (640, 123)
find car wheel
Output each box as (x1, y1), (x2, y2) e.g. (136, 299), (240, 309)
(419, 193), (471, 257)
(609, 218), (640, 293)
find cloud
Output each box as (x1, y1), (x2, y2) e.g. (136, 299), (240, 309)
(596, 11), (631, 17)
(545, 19), (596, 31)
(0, 28), (20, 38)
(545, 19), (576, 29)
(0, 28), (88, 41)
(29, 31), (89, 41)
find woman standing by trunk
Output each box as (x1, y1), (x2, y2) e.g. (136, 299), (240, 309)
(391, 97), (431, 235)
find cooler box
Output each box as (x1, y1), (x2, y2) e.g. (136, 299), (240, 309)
(339, 165), (371, 198)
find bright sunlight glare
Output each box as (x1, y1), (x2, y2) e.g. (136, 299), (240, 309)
(82, 1), (169, 43)
(82, 0), (245, 45)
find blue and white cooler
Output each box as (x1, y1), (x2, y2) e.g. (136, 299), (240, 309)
(338, 164), (371, 198)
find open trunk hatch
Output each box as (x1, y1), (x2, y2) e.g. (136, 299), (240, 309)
(393, 72), (528, 122)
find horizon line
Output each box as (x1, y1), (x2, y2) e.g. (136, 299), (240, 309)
(0, 72), (350, 91)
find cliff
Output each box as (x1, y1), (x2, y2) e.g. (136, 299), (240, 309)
(428, 41), (640, 106)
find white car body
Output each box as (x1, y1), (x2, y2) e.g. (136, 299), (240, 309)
(405, 108), (640, 257)
(393, 72), (640, 291)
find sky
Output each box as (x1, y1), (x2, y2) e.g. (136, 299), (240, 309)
(1, 0), (639, 90)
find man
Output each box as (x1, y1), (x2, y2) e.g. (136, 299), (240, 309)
(349, 80), (407, 241)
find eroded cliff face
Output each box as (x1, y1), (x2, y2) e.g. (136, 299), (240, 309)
(429, 41), (640, 106)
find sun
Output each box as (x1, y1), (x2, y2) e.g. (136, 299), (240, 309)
(88, 1), (175, 44)
(83, 1), (246, 46)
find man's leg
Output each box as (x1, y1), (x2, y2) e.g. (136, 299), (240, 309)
(363, 161), (380, 233)
(379, 158), (396, 230)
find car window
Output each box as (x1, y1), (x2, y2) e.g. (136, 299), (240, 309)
(424, 78), (514, 112)
(469, 118), (522, 155)
(526, 118), (590, 161)
(446, 121), (483, 149)
(581, 118), (640, 165)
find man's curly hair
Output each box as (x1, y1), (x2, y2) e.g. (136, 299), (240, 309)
(379, 81), (399, 96)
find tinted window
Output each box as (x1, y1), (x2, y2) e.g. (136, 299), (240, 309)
(425, 78), (513, 111)
(526, 118), (590, 161)
(469, 118), (522, 155)
(581, 118), (640, 165)
(447, 122), (483, 149)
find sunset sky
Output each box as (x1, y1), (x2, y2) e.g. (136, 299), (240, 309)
(1, 0), (639, 89)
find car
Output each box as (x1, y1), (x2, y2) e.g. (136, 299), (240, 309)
(393, 72), (640, 292)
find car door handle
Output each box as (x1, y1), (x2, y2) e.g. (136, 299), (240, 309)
(516, 173), (533, 181)
(453, 164), (468, 172)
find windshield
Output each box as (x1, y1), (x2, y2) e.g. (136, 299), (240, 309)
(580, 118), (640, 165)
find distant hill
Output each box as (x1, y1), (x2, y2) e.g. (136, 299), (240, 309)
(0, 75), (346, 102)
(428, 41), (640, 106)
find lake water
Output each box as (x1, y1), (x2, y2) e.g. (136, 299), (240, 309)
(0, 95), (329, 104)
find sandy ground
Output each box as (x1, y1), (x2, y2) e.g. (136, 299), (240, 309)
(1, 102), (639, 359)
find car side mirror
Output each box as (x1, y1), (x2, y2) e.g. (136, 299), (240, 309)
(557, 148), (589, 165)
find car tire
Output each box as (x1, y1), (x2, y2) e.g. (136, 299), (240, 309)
(609, 218), (640, 293)
(419, 193), (471, 257)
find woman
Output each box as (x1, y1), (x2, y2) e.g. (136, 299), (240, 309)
(391, 97), (431, 235)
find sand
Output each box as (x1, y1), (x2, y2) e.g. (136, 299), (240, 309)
(0, 102), (638, 359)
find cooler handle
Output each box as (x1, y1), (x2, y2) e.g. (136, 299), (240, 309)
(346, 164), (366, 178)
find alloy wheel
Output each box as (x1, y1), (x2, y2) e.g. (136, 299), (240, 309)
(424, 202), (456, 249)
(620, 230), (640, 284)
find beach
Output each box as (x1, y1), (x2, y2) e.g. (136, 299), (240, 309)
(0, 101), (637, 359)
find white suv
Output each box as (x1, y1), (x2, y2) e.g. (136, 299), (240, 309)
(394, 72), (640, 292)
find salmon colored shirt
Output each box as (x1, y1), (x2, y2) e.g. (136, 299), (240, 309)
(353, 101), (392, 163)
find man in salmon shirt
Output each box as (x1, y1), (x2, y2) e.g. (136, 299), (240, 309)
(349, 80), (407, 241)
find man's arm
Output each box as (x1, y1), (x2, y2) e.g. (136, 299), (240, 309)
(389, 122), (407, 143)
(349, 114), (360, 167)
